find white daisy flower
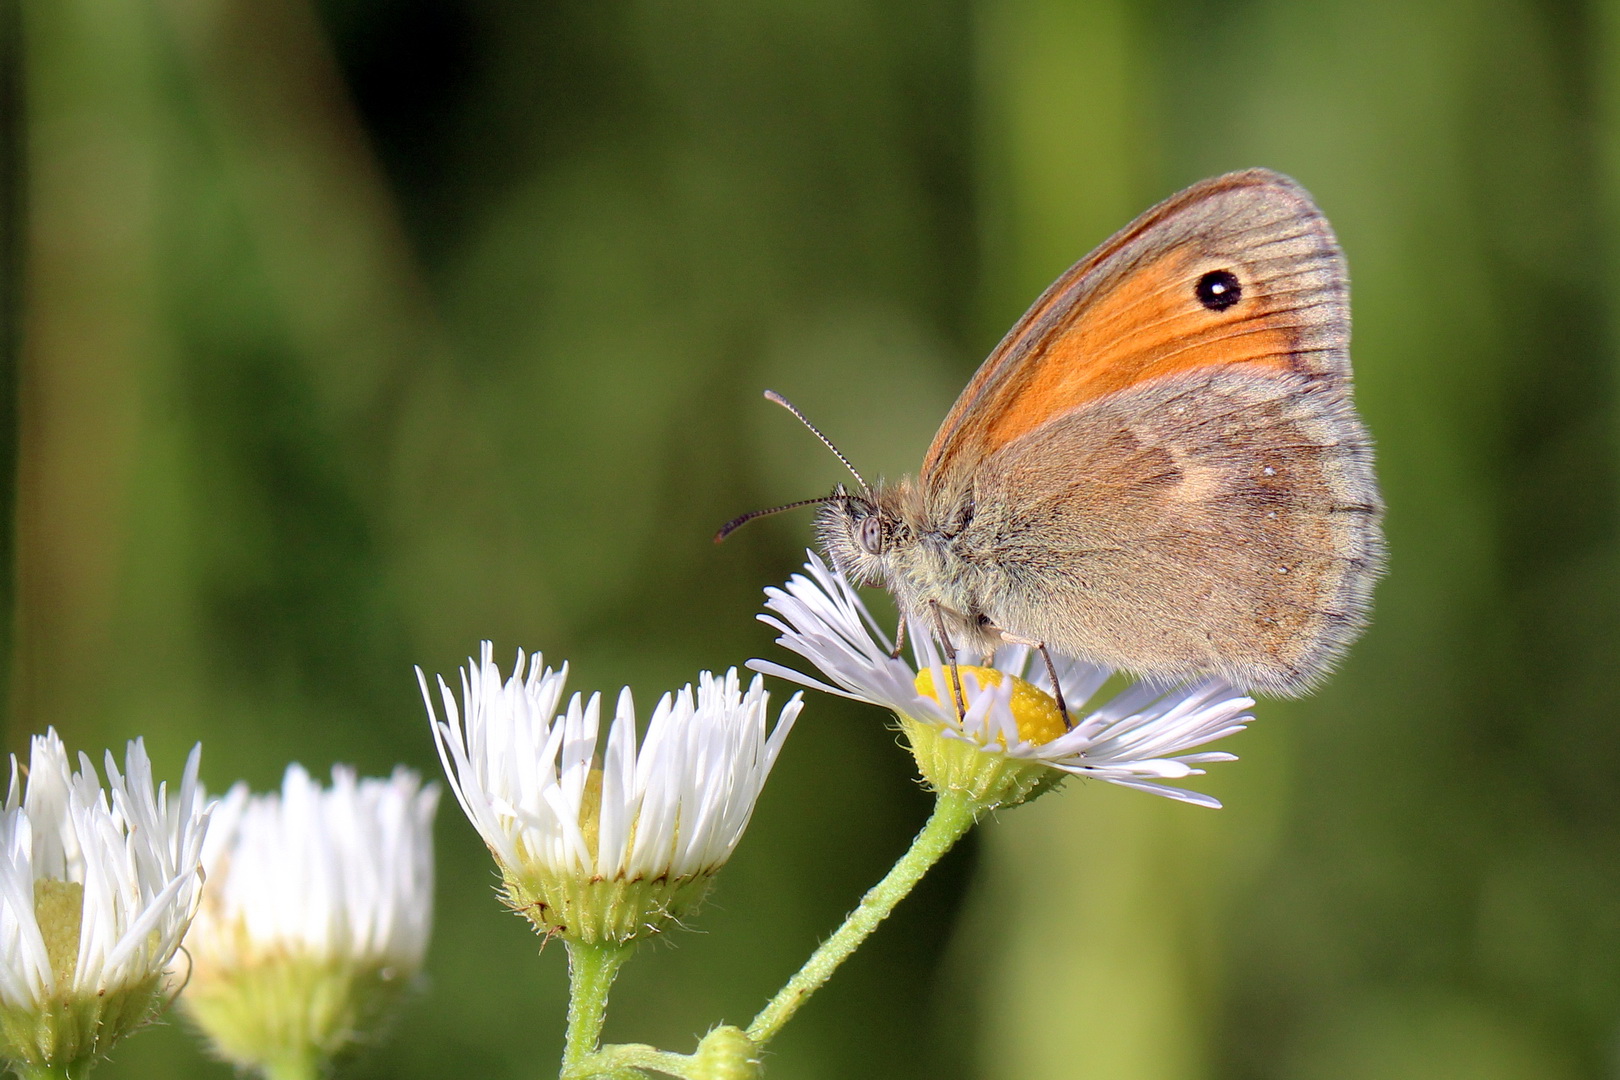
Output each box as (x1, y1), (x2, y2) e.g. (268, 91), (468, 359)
(0, 729), (209, 1075)
(181, 765), (439, 1075)
(420, 643), (800, 944)
(750, 554), (1253, 809)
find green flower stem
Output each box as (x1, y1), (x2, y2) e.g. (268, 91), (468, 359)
(581, 1043), (696, 1078)
(561, 941), (635, 1078)
(583, 1023), (761, 1080)
(746, 790), (978, 1045)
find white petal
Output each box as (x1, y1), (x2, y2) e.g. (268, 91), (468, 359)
(0, 729), (210, 1009)
(421, 645), (798, 886)
(185, 764), (439, 973)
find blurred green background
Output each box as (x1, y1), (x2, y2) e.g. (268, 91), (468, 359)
(6, 0), (1619, 1077)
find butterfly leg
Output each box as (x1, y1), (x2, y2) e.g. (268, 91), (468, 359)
(928, 601), (968, 719)
(889, 616), (907, 661)
(993, 628), (1070, 728)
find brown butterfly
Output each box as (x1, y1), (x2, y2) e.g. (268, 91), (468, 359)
(722, 169), (1384, 699)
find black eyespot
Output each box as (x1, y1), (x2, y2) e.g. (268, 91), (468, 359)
(1195, 269), (1242, 311)
(858, 515), (883, 555)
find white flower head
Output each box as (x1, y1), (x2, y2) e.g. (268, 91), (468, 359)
(420, 643), (800, 944)
(0, 729), (209, 1073)
(181, 765), (439, 1073)
(750, 554), (1254, 809)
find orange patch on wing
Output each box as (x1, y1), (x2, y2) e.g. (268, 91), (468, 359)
(975, 248), (1295, 453)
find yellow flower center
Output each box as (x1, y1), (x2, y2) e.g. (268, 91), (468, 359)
(915, 665), (1068, 746)
(34, 878), (84, 990)
(579, 767), (604, 861)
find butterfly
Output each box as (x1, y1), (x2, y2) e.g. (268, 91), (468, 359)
(724, 169), (1385, 701)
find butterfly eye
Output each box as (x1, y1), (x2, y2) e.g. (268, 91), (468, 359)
(1195, 269), (1242, 311)
(858, 516), (883, 555)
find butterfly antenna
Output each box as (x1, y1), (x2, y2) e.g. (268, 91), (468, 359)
(764, 390), (870, 493)
(713, 494), (848, 544)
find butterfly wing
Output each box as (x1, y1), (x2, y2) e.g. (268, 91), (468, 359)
(917, 169), (1382, 693)
(959, 366), (1382, 695)
(922, 169), (1350, 489)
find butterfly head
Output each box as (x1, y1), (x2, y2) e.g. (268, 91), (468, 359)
(815, 482), (911, 588)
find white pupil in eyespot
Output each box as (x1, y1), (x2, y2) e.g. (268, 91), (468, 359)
(859, 517), (882, 553)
